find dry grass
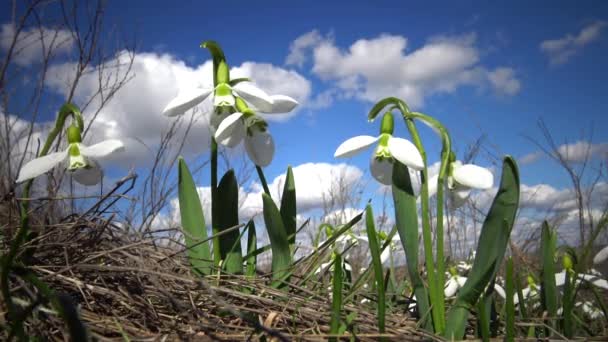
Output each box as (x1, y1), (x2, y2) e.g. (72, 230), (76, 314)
(1, 205), (433, 341)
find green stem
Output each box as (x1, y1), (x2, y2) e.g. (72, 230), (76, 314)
(256, 166), (271, 196)
(1, 103), (83, 336)
(401, 108), (444, 333)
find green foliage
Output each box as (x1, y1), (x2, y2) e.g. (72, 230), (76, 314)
(280, 166), (297, 252)
(245, 220), (257, 278)
(444, 156), (520, 340)
(391, 161), (431, 330)
(505, 257), (515, 342)
(540, 221), (558, 335)
(329, 253), (343, 342)
(178, 157), (212, 276)
(365, 204), (385, 334)
(217, 170), (243, 274)
(262, 193), (293, 288)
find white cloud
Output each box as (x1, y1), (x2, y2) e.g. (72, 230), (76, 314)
(518, 141), (608, 165)
(168, 162), (364, 226)
(285, 29), (326, 67)
(44, 51), (311, 166)
(556, 141), (608, 163)
(540, 21), (606, 65)
(288, 31), (520, 108)
(0, 23), (74, 66)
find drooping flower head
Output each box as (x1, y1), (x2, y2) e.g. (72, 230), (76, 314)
(214, 96), (297, 167)
(16, 124), (124, 185)
(334, 112), (424, 185)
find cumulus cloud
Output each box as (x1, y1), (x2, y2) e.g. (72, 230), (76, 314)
(540, 21), (606, 65)
(44, 51), (311, 166)
(518, 141), (608, 166)
(287, 31), (521, 108)
(0, 23), (74, 66)
(168, 162), (364, 225)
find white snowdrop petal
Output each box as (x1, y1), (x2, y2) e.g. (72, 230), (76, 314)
(453, 164), (494, 189)
(214, 112), (244, 144)
(162, 87), (213, 117)
(16, 150), (67, 183)
(334, 135), (379, 158)
(370, 156), (393, 185)
(593, 245), (608, 264)
(427, 174), (439, 198)
(232, 82), (274, 112)
(387, 137), (424, 170)
(444, 278), (459, 297)
(260, 94), (298, 114)
(245, 129), (275, 167)
(80, 139), (125, 158)
(71, 160), (103, 186)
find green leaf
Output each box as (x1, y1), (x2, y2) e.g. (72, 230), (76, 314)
(280, 166), (297, 251)
(245, 220), (257, 278)
(444, 156), (520, 340)
(365, 204), (385, 334)
(505, 257), (515, 342)
(217, 169), (243, 274)
(391, 161), (432, 330)
(329, 253), (343, 342)
(262, 193), (293, 288)
(540, 221), (557, 335)
(178, 157), (212, 276)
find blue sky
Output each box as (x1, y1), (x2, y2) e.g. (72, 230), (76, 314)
(99, 0), (608, 186)
(2, 0), (607, 245)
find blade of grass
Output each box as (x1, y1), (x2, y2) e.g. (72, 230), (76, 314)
(329, 253), (343, 342)
(365, 205), (385, 335)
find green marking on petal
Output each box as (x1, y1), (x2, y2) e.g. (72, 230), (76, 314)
(214, 83), (234, 106)
(375, 133), (392, 159)
(67, 144), (88, 170)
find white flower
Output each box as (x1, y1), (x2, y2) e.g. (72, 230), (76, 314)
(213, 96), (298, 167)
(16, 139), (124, 186)
(162, 81), (276, 117)
(428, 160), (493, 207)
(593, 245), (608, 264)
(334, 134), (424, 185)
(444, 275), (468, 298)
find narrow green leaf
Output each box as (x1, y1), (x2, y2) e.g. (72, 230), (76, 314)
(540, 221), (557, 335)
(505, 257), (515, 342)
(562, 269), (574, 338)
(329, 253), (343, 342)
(178, 157), (212, 276)
(476, 295), (491, 340)
(217, 169), (243, 274)
(262, 193), (293, 288)
(280, 166), (297, 251)
(392, 161), (432, 330)
(444, 156), (520, 340)
(365, 205), (385, 334)
(245, 220), (257, 278)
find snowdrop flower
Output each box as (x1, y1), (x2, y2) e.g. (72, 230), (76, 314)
(428, 160), (493, 207)
(555, 270), (608, 290)
(315, 257), (352, 275)
(214, 96), (298, 167)
(334, 112), (424, 185)
(16, 125), (124, 186)
(444, 269), (468, 298)
(162, 60), (276, 118)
